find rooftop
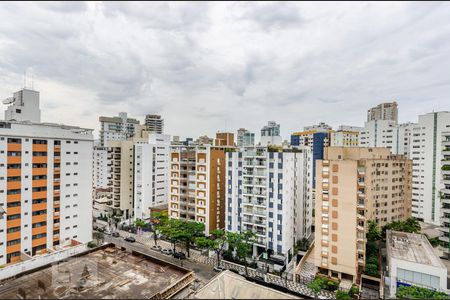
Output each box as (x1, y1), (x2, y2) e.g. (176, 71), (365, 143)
(194, 270), (299, 299)
(386, 230), (446, 269)
(0, 246), (191, 299)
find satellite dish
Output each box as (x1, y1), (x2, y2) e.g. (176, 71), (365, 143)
(2, 97), (15, 105)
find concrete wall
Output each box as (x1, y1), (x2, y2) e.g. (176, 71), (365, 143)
(0, 244), (88, 281)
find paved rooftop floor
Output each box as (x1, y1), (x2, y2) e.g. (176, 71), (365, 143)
(0, 247), (188, 299)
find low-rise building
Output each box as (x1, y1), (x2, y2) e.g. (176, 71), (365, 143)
(386, 230), (447, 298)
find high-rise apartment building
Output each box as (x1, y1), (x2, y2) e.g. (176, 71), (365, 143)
(106, 126), (149, 220)
(291, 123), (331, 187)
(215, 132), (234, 147)
(236, 128), (255, 147)
(367, 101), (398, 123)
(314, 147), (412, 282)
(410, 112), (450, 225)
(93, 145), (109, 190)
(439, 131), (450, 257)
(330, 126), (363, 147)
(359, 119), (398, 152)
(134, 134), (170, 220)
(260, 121), (282, 146)
(145, 114), (164, 134)
(99, 112), (140, 146)
(168, 145), (228, 235)
(226, 146), (313, 264)
(0, 88), (93, 266)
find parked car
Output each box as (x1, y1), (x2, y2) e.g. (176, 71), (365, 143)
(162, 248), (173, 255)
(213, 266), (225, 272)
(173, 252), (186, 260)
(111, 232), (120, 238)
(151, 245), (162, 251)
(124, 236), (136, 243)
(254, 275), (265, 282)
(104, 230), (112, 235)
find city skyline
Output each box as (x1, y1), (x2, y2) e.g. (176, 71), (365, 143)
(1, 2), (450, 139)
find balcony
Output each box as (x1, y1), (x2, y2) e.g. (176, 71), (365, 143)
(358, 258), (365, 265)
(357, 225), (365, 231)
(357, 214), (365, 221)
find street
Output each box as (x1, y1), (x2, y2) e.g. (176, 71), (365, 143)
(102, 233), (217, 286)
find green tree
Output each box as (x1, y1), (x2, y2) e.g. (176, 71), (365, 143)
(307, 277), (328, 298)
(396, 285), (448, 299)
(227, 230), (256, 276)
(196, 229), (227, 266)
(382, 218), (421, 238)
(364, 263), (378, 277)
(179, 221), (205, 257)
(159, 219), (185, 252)
(149, 211), (168, 246)
(336, 290), (352, 299)
(366, 220), (381, 242)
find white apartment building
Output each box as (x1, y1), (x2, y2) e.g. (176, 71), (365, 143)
(330, 126), (363, 147)
(0, 88), (93, 266)
(134, 134), (170, 221)
(226, 146), (313, 263)
(359, 120), (416, 156)
(93, 145), (109, 189)
(359, 119), (398, 152)
(99, 112), (140, 146)
(410, 112), (450, 225)
(439, 131), (450, 256)
(260, 121), (282, 146)
(145, 114), (164, 134)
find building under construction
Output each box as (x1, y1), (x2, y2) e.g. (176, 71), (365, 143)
(0, 245), (194, 299)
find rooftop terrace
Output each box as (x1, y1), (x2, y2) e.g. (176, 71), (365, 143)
(386, 230), (446, 269)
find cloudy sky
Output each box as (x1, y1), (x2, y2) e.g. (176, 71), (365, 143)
(1, 1), (450, 140)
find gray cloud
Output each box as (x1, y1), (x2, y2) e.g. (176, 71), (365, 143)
(0, 1), (450, 140)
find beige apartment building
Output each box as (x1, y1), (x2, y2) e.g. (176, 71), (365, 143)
(314, 147), (412, 282)
(168, 145), (229, 234)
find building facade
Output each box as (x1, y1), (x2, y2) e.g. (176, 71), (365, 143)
(291, 124), (331, 187)
(330, 126), (363, 147)
(215, 132), (234, 147)
(0, 88), (93, 266)
(439, 131), (450, 256)
(4, 88), (41, 123)
(99, 112), (140, 146)
(93, 145), (109, 190)
(168, 145), (228, 234)
(260, 121), (282, 146)
(145, 114), (164, 134)
(386, 230), (447, 298)
(134, 134), (170, 220)
(237, 128), (255, 147)
(314, 147), (412, 282)
(409, 112), (450, 224)
(226, 146), (313, 262)
(367, 101), (398, 123)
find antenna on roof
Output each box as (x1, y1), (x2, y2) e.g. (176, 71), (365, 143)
(23, 71), (26, 89)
